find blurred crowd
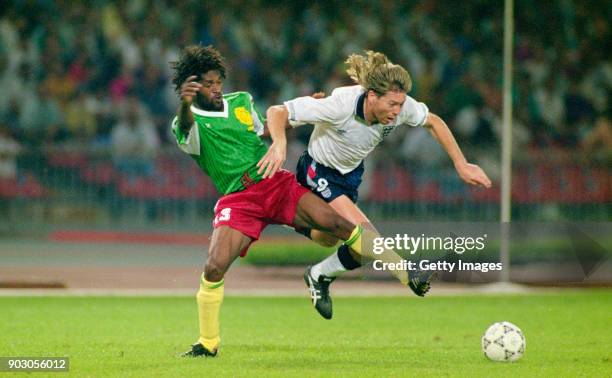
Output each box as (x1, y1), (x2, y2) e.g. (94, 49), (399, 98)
(0, 0), (610, 182)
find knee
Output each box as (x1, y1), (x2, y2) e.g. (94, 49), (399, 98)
(312, 230), (340, 248)
(318, 238), (339, 248)
(327, 213), (354, 235)
(204, 258), (226, 282)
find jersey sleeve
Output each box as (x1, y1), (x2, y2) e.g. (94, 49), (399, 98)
(397, 96), (429, 127)
(247, 93), (265, 136)
(284, 93), (344, 126)
(171, 116), (201, 155)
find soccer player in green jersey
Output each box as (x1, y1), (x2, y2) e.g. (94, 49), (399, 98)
(171, 46), (395, 358)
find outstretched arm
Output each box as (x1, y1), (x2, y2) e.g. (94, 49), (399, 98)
(257, 105), (290, 179)
(424, 112), (492, 188)
(260, 120), (291, 138)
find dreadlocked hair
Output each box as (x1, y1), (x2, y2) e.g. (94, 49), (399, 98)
(170, 45), (227, 94)
(345, 50), (412, 95)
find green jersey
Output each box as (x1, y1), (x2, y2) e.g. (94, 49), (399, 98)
(172, 91), (267, 195)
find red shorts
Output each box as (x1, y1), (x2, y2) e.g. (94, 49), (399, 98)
(213, 169), (310, 256)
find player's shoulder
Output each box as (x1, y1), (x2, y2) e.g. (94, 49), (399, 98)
(330, 85), (365, 99)
(397, 94), (429, 126)
(327, 85), (364, 113)
(223, 91), (254, 104)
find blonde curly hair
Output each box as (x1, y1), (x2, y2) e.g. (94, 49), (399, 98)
(345, 51), (412, 95)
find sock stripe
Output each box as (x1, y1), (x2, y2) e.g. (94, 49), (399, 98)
(345, 225), (362, 247)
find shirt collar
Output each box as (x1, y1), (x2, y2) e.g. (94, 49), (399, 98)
(190, 99), (229, 118)
(354, 92), (367, 124)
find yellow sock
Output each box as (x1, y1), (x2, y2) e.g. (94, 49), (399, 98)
(344, 225), (364, 254)
(344, 225), (409, 285)
(196, 274), (224, 351)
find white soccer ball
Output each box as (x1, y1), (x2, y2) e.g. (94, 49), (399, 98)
(481, 321), (525, 362)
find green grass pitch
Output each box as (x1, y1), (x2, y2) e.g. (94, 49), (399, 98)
(1, 291), (611, 377)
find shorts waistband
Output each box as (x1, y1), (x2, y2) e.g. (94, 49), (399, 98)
(303, 152), (364, 176)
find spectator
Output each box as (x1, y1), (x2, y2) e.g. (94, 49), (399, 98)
(0, 123), (21, 180)
(565, 78), (595, 125)
(581, 111), (612, 158)
(64, 90), (97, 144)
(18, 85), (64, 145)
(529, 74), (565, 144)
(110, 96), (159, 180)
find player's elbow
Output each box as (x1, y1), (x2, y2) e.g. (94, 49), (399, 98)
(266, 105), (288, 120)
(267, 105), (291, 130)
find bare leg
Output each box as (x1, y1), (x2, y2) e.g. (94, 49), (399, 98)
(310, 195), (372, 261)
(194, 226), (252, 354)
(293, 192), (355, 240)
(204, 226), (252, 281)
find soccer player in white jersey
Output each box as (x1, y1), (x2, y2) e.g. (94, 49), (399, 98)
(258, 51), (491, 319)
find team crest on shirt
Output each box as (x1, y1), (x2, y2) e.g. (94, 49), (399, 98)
(382, 125), (395, 137)
(234, 107), (254, 131)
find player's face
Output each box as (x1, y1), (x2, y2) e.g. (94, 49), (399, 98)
(370, 90), (405, 125)
(196, 70), (224, 111)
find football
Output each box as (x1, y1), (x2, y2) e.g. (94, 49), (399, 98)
(481, 321), (526, 362)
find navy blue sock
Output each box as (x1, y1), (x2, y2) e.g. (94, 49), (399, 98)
(337, 244), (361, 270)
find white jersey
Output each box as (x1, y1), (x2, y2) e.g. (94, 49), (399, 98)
(284, 85), (428, 174)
